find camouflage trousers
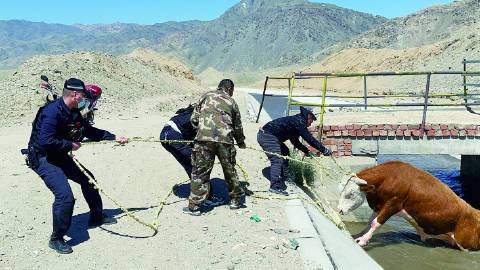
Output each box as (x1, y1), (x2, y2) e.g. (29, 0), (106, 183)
(189, 141), (244, 207)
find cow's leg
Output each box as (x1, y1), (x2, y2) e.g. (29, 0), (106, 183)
(398, 210), (429, 242)
(355, 199), (401, 246)
(354, 211), (377, 238)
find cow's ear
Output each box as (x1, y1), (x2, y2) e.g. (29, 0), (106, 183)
(360, 184), (375, 193)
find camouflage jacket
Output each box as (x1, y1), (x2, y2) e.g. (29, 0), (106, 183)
(191, 89), (245, 145)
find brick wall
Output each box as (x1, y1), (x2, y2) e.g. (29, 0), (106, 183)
(306, 124), (480, 157)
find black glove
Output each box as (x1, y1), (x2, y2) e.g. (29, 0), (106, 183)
(238, 142), (246, 149)
(322, 148), (332, 156)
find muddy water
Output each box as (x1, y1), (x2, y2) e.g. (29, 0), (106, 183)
(346, 155), (480, 269)
(346, 221), (480, 270)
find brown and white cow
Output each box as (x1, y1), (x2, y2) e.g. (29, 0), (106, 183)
(337, 160), (480, 251)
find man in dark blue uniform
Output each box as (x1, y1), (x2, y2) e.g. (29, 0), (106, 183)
(26, 78), (128, 254)
(160, 105), (223, 206)
(257, 106), (331, 196)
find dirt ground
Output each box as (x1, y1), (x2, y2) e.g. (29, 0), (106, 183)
(0, 92), (304, 270)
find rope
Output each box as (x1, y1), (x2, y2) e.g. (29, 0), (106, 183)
(80, 136), (356, 235)
(71, 155), (187, 236)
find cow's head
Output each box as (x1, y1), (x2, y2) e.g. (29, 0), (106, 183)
(337, 174), (368, 215)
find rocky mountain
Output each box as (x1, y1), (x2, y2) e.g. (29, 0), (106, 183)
(0, 0), (387, 72)
(286, 0), (480, 94)
(158, 0), (387, 72)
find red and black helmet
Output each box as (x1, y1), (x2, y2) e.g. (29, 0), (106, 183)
(85, 84), (102, 100)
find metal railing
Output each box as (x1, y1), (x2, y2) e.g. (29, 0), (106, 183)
(463, 59), (480, 114)
(256, 70), (480, 137)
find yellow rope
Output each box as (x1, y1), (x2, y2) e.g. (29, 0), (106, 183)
(80, 136), (356, 235)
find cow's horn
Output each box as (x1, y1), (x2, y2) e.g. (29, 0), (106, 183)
(353, 177), (367, 185)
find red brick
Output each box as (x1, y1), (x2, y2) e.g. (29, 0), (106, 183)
(447, 124), (455, 130)
(424, 124), (432, 130)
(408, 124), (420, 129)
(342, 130), (349, 136)
(356, 130), (364, 137)
(323, 125), (331, 131)
(467, 130), (476, 137)
(331, 125), (338, 131)
(476, 130), (480, 137)
(376, 124), (385, 129)
(442, 130), (451, 136)
(337, 151), (345, 157)
(353, 124), (361, 130)
(361, 125), (369, 130)
(391, 124), (399, 129)
(365, 130), (373, 137)
(388, 130), (396, 137)
(330, 145), (338, 152)
(399, 124), (408, 130)
(384, 124), (393, 130)
(346, 124), (354, 130)
(322, 139), (336, 145)
(440, 124), (448, 130)
(372, 130), (380, 137)
(396, 130), (403, 136)
(465, 125), (475, 130)
(379, 130), (388, 136)
(332, 151), (339, 157)
(404, 130), (411, 137)
(345, 144), (352, 150)
(427, 130), (435, 137)
(338, 125), (346, 130)
(412, 130), (421, 137)
(344, 150), (352, 156)
(368, 124), (377, 129)
(432, 124), (440, 130)
(326, 131), (334, 137)
(333, 131), (342, 137)
(344, 139), (352, 144)
(348, 130), (356, 136)
(451, 130), (458, 137)
(459, 130), (467, 137)
(435, 130), (443, 137)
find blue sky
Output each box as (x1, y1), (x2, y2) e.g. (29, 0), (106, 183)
(0, 0), (453, 25)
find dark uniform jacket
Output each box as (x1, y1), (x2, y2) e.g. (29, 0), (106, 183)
(29, 98), (115, 157)
(170, 106), (196, 140)
(261, 107), (326, 154)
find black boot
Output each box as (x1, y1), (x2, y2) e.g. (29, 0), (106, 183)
(88, 214), (117, 228)
(48, 237), (73, 254)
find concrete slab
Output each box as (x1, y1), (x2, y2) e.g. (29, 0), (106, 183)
(305, 203), (383, 270)
(285, 199), (334, 270)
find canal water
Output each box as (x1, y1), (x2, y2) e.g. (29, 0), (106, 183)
(346, 154), (480, 270)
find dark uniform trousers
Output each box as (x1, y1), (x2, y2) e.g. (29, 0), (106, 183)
(34, 155), (103, 239)
(257, 130), (289, 190)
(160, 125), (193, 178)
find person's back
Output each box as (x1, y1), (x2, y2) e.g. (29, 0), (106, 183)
(262, 114), (305, 143)
(192, 88), (244, 145)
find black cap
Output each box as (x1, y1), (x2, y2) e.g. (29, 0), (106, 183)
(299, 106), (317, 121)
(64, 78), (86, 92)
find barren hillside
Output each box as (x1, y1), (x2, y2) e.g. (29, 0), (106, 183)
(0, 51), (204, 125)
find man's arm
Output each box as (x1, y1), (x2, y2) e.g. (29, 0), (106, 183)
(190, 99), (203, 129)
(38, 113), (73, 152)
(290, 136), (309, 154)
(296, 123), (327, 153)
(84, 124), (116, 141)
(232, 100), (246, 146)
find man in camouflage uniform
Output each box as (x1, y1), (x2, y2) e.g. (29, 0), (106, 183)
(184, 79), (246, 215)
